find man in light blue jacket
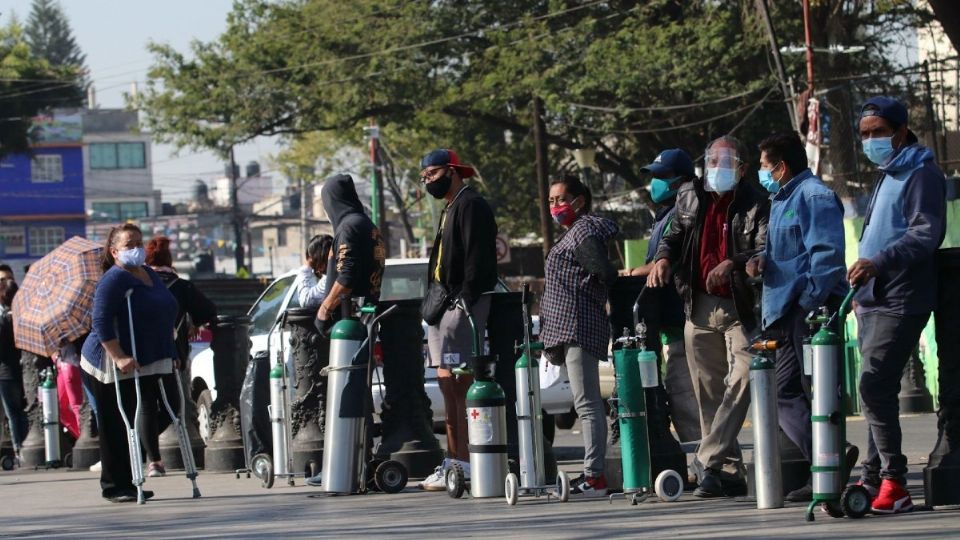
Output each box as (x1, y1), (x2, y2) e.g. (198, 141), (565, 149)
(847, 96), (946, 514)
(747, 132), (848, 502)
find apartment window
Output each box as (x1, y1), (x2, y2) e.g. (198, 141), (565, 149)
(277, 227), (287, 247)
(29, 226), (65, 256)
(0, 226), (26, 255)
(89, 142), (146, 169)
(90, 201), (148, 222)
(31, 154), (63, 183)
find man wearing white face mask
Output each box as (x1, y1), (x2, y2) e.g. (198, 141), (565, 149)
(647, 135), (769, 497)
(847, 96), (946, 514)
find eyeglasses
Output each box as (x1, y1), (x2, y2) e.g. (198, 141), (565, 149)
(419, 166), (448, 184)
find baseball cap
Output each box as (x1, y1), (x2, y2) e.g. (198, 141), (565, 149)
(640, 148), (695, 178)
(860, 96), (908, 127)
(420, 148), (475, 178)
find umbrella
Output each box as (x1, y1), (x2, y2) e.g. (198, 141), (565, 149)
(12, 236), (103, 356)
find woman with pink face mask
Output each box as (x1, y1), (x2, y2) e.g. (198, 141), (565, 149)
(539, 174), (619, 498)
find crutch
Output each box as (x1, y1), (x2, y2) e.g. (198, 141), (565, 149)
(159, 369), (201, 498)
(112, 288), (145, 504)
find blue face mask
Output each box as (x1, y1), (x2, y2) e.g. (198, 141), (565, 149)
(705, 167), (738, 193)
(758, 163), (783, 194)
(649, 177), (680, 204)
(117, 246), (145, 268)
(862, 136), (895, 166)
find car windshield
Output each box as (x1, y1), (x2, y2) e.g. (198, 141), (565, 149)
(248, 275), (294, 336)
(380, 261), (508, 300)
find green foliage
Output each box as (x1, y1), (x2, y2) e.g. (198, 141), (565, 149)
(138, 0), (933, 237)
(0, 16), (79, 158)
(24, 0), (86, 106)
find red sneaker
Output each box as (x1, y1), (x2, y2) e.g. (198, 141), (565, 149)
(570, 473), (608, 497)
(870, 479), (914, 514)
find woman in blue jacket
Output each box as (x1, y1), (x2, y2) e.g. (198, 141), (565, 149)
(80, 223), (179, 503)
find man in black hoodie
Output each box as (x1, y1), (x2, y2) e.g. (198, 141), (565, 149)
(315, 174), (386, 326)
(416, 149), (498, 491)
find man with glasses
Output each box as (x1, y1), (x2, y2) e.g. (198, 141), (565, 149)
(648, 135), (769, 497)
(416, 149), (498, 491)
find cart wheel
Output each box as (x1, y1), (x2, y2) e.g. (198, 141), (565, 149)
(375, 460), (408, 494)
(1, 455), (14, 471)
(63, 452), (72, 469)
(655, 470), (683, 502)
(366, 459), (384, 491)
(252, 454), (274, 489)
(446, 463), (466, 499)
(505, 473), (519, 506)
(840, 485), (871, 519)
(557, 471), (570, 502)
(822, 500), (845, 518)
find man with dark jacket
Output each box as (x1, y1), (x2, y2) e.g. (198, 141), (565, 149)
(847, 96), (946, 514)
(648, 135), (769, 497)
(315, 173), (386, 326)
(416, 148), (498, 491)
(626, 149), (701, 443)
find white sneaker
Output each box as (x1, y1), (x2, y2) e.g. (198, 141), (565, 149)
(89, 461), (102, 472)
(418, 465), (447, 491)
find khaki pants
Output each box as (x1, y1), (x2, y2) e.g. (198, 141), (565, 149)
(662, 338), (701, 443)
(686, 292), (752, 479)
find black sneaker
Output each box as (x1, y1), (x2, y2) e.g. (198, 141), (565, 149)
(104, 489), (154, 503)
(569, 473), (609, 498)
(693, 468), (725, 498)
(785, 482), (813, 502)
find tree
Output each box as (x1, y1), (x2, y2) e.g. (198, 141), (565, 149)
(927, 0), (960, 54)
(0, 16), (79, 158)
(24, 0), (86, 106)
(139, 0), (932, 238)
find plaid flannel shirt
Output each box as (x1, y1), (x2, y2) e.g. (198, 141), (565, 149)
(539, 214), (618, 360)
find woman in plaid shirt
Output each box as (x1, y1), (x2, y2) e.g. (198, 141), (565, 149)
(540, 175), (619, 497)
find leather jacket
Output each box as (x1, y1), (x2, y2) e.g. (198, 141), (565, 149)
(654, 178), (769, 333)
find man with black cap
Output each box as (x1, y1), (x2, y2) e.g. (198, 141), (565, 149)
(624, 149), (700, 444)
(313, 173), (386, 327)
(416, 149), (498, 491)
(847, 96), (946, 514)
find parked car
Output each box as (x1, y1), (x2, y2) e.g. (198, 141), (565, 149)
(188, 258), (575, 441)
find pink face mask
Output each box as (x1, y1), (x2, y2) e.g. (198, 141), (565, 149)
(550, 202), (576, 227)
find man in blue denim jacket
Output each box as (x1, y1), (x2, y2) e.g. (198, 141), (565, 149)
(746, 132), (848, 502)
(846, 97), (946, 514)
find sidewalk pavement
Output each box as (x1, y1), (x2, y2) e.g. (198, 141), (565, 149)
(1, 413), (957, 539)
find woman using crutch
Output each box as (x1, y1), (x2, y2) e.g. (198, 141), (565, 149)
(80, 224), (178, 503)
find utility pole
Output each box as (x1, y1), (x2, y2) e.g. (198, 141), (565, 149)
(802, 0), (815, 94)
(366, 122), (389, 257)
(532, 96), (553, 257)
(299, 175), (308, 257)
(755, 0), (798, 132)
(229, 146), (245, 274)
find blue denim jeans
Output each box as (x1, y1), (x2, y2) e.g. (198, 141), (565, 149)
(0, 378), (28, 448)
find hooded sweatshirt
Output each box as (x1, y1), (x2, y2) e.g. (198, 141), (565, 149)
(856, 144), (946, 315)
(321, 174), (386, 303)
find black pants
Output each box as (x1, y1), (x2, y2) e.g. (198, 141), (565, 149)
(857, 311), (929, 485)
(85, 371), (160, 497)
(140, 372), (180, 463)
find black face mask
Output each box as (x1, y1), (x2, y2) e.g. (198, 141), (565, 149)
(425, 171), (453, 199)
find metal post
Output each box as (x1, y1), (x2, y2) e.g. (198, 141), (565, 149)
(368, 122), (389, 257)
(532, 96), (553, 257)
(229, 146), (245, 274)
(299, 176), (307, 258)
(755, 0), (798, 133)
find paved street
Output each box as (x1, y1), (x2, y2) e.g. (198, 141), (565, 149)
(1, 413), (957, 539)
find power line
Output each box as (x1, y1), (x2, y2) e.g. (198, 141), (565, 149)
(564, 87), (768, 114)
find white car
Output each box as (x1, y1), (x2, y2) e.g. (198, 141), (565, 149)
(188, 258), (574, 441)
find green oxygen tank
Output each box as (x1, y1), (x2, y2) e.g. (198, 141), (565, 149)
(466, 375), (508, 498)
(614, 337), (656, 495)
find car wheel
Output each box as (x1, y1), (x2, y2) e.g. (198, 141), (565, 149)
(196, 389), (213, 443)
(555, 409), (578, 430)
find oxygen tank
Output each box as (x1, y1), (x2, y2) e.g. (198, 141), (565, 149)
(40, 369), (61, 467)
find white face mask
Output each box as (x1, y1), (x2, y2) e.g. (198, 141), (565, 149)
(116, 246), (146, 268)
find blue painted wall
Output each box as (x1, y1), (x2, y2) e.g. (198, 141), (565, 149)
(0, 147), (85, 217)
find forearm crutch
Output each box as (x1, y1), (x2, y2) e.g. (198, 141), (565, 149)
(115, 289), (146, 504)
(159, 369), (201, 498)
